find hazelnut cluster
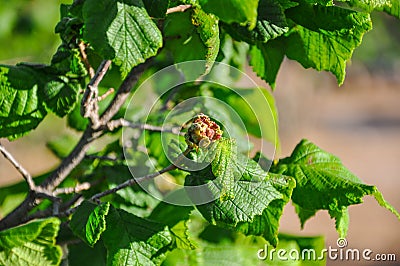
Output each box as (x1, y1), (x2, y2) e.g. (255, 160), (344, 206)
(185, 114), (223, 148)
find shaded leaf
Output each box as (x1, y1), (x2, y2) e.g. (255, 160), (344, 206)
(68, 241), (107, 266)
(224, 0), (289, 44)
(143, 0), (169, 18)
(70, 201), (110, 247)
(148, 201), (194, 227)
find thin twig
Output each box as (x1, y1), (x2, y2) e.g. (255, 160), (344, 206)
(166, 4), (192, 14)
(97, 88), (115, 101)
(53, 182), (92, 195)
(78, 41), (95, 78)
(0, 143), (35, 190)
(81, 60), (112, 128)
(106, 118), (183, 135)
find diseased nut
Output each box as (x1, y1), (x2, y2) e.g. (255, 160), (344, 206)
(185, 113), (223, 148)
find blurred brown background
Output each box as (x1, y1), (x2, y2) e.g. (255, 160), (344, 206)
(0, 1), (399, 265)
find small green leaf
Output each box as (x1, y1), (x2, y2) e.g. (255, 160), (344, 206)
(70, 201), (110, 247)
(83, 0), (163, 77)
(271, 139), (400, 237)
(199, 0), (259, 29)
(284, 3), (372, 85)
(43, 78), (80, 117)
(164, 7), (219, 80)
(0, 218), (62, 266)
(103, 206), (173, 266)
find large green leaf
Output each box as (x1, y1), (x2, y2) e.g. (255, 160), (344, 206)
(103, 206), (173, 266)
(271, 139), (400, 236)
(68, 241), (107, 266)
(185, 165), (295, 246)
(70, 201), (110, 247)
(199, 0), (259, 29)
(0, 218), (62, 266)
(82, 0), (163, 77)
(284, 3), (372, 85)
(164, 7), (219, 80)
(211, 138), (237, 201)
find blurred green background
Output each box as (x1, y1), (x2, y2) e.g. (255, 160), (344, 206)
(0, 1), (399, 265)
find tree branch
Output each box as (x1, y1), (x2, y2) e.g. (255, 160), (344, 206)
(0, 143), (35, 190)
(0, 61), (149, 231)
(81, 60), (112, 128)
